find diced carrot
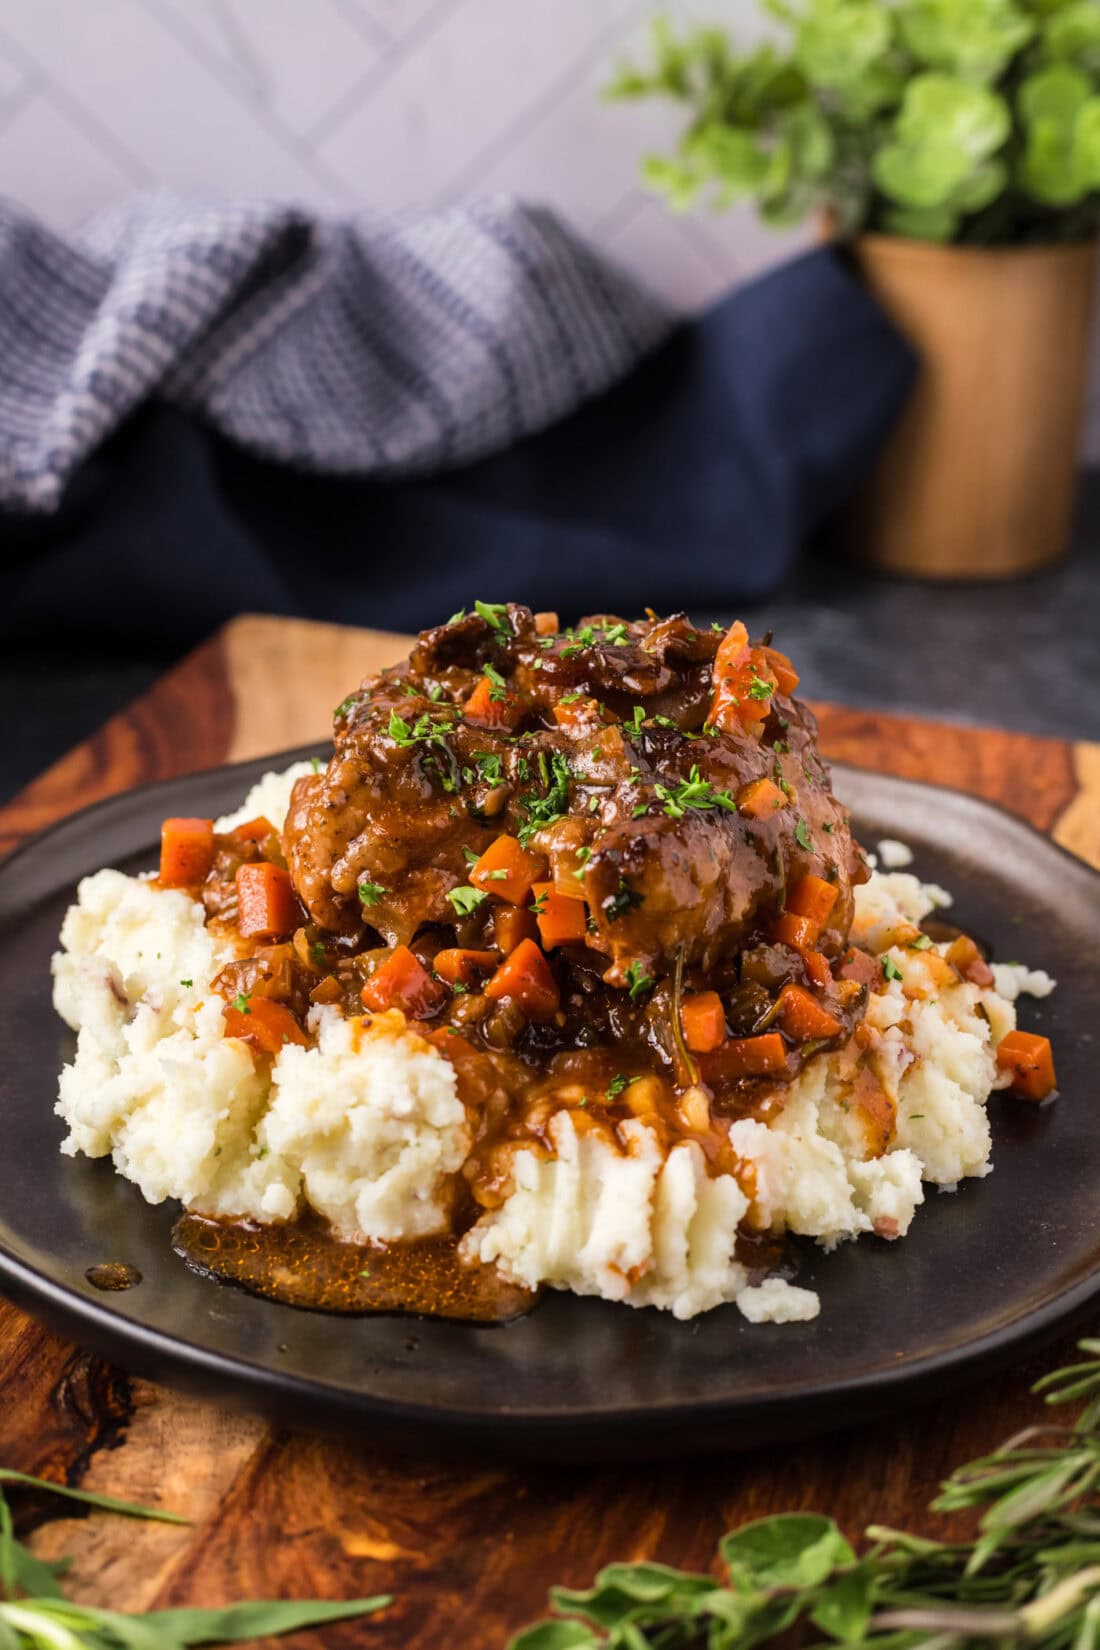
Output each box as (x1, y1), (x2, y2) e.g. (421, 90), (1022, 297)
(231, 816), (277, 843)
(838, 947), (881, 988)
(484, 938), (560, 1023)
(552, 697), (613, 732)
(464, 674), (524, 731)
(699, 1032), (789, 1083)
(708, 622), (780, 738)
(680, 990), (726, 1054)
(786, 874), (837, 928)
(493, 903), (539, 953)
(160, 817), (215, 887)
(534, 611), (559, 636)
(772, 911), (820, 952)
(236, 862), (299, 939)
(223, 996), (308, 1054)
(802, 949), (833, 990)
(760, 645), (800, 697)
(996, 1030), (1056, 1101)
(433, 948), (500, 987)
(737, 778), (789, 819)
(946, 933), (995, 987)
(532, 882), (588, 949)
(776, 983), (844, 1041)
(361, 945), (447, 1018)
(471, 834), (546, 905)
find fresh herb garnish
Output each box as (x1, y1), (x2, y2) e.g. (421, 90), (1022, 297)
(575, 846), (592, 864)
(446, 607), (467, 624)
(233, 993), (251, 1014)
(448, 885), (488, 916)
(654, 766), (738, 819)
(310, 756), (322, 772)
(462, 845), (480, 867)
(179, 979), (193, 989)
(883, 956), (903, 981)
(474, 599), (514, 637)
(482, 868), (509, 882)
(910, 933), (934, 950)
(626, 705), (646, 735)
(358, 881), (385, 907)
(387, 709), (453, 749)
(483, 661), (509, 702)
(605, 1073), (630, 1100)
(474, 751), (504, 784)
(624, 961), (654, 1000)
(531, 890), (549, 916)
(333, 694), (357, 720)
(518, 751), (572, 844)
(747, 673), (775, 701)
(794, 816), (813, 850)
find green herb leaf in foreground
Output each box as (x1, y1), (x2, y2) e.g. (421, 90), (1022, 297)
(510, 1339), (1100, 1649)
(0, 1470), (390, 1647)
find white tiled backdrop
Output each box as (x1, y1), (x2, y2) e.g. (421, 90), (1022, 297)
(1, 0), (1097, 457)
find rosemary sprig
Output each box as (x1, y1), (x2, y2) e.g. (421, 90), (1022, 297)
(510, 1339), (1100, 1649)
(0, 1470), (388, 1646)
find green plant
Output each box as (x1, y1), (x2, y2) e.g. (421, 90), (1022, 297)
(510, 1339), (1100, 1647)
(607, 0), (1100, 242)
(0, 1469), (388, 1647)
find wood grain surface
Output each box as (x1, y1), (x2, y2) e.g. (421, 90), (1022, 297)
(4, 614), (1099, 1649)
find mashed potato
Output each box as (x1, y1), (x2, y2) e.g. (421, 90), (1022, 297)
(52, 780), (1054, 1323)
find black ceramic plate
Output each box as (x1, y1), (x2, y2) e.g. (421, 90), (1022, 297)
(0, 749), (1097, 1462)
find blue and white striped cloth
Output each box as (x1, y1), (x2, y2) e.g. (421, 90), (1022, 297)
(0, 192), (670, 513)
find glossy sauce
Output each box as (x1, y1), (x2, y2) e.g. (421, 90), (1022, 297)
(172, 1211), (537, 1323)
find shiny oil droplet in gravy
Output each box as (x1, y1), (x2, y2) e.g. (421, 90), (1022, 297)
(85, 1262), (143, 1291)
(172, 1212), (537, 1324)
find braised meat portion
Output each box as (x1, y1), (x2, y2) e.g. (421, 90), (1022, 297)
(283, 605), (865, 986)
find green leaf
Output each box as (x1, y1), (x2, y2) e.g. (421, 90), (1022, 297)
(720, 1513), (855, 1591)
(898, 0), (1035, 83)
(882, 203), (960, 239)
(873, 74), (1010, 207)
(794, 0), (892, 89)
(1043, 1), (1100, 73)
(1017, 65), (1100, 204)
(508, 1623), (597, 1650)
(138, 1595), (391, 1644)
(810, 1563), (874, 1641)
(0, 1472), (187, 1526)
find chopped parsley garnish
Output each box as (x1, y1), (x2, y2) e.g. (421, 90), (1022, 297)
(822, 821), (835, 834)
(632, 803), (649, 818)
(427, 682), (444, 702)
(358, 881), (385, 907)
(605, 1073), (630, 1100)
(575, 845), (592, 864)
(625, 961), (654, 1000)
(601, 622), (630, 645)
(474, 599), (513, 637)
(517, 750), (572, 844)
(626, 705), (646, 735)
(387, 709), (453, 749)
(747, 674), (775, 701)
(448, 885), (488, 916)
(333, 694), (357, 720)
(447, 608), (467, 624)
(233, 993), (251, 1015)
(654, 766), (738, 819)
(310, 756), (322, 772)
(772, 740), (789, 755)
(474, 751), (503, 784)
(604, 877), (643, 921)
(179, 979), (193, 989)
(882, 956), (903, 982)
(309, 941), (326, 961)
(483, 661), (509, 702)
(794, 817), (813, 851)
(462, 845), (480, 866)
(559, 691), (584, 705)
(482, 868), (509, 882)
(531, 891), (549, 916)
(909, 934), (934, 951)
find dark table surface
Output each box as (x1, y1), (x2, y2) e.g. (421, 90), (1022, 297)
(8, 470), (1098, 808)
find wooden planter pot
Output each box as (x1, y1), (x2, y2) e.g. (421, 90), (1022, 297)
(844, 235), (1098, 579)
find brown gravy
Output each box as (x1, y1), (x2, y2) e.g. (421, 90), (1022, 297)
(172, 1212), (537, 1323)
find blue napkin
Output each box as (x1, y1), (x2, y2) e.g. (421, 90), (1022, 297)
(2, 195), (914, 645)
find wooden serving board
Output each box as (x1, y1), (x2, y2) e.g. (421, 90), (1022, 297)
(3, 614), (1099, 1648)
